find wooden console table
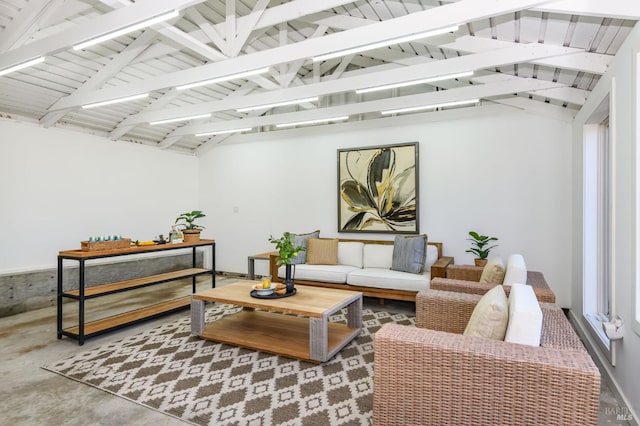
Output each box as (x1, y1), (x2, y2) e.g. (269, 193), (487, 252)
(57, 239), (215, 345)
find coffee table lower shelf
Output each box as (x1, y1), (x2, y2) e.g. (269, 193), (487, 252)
(199, 310), (360, 363)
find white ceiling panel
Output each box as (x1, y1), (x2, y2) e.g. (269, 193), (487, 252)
(0, 0), (636, 153)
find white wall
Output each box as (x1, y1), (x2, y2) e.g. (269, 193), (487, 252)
(198, 105), (573, 306)
(571, 23), (640, 420)
(0, 120), (199, 272)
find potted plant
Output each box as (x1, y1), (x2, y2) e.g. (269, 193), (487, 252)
(268, 232), (305, 293)
(465, 231), (498, 267)
(175, 210), (206, 243)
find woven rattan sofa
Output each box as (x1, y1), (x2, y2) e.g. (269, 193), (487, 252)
(431, 263), (557, 303)
(373, 289), (600, 425)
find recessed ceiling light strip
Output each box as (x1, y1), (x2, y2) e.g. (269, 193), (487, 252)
(195, 127), (253, 137)
(82, 93), (149, 109)
(177, 67), (270, 91)
(150, 113), (211, 125)
(73, 10), (179, 51)
(275, 116), (349, 128)
(312, 26), (458, 62)
(381, 98), (479, 115)
(0, 56), (46, 77)
(356, 71), (474, 94)
(237, 97), (319, 113)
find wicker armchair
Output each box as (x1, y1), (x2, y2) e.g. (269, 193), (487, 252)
(431, 264), (556, 303)
(373, 289), (600, 426)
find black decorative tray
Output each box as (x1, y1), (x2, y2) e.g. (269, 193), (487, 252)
(250, 288), (297, 299)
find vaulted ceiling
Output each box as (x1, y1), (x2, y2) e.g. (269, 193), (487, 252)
(0, 0), (637, 154)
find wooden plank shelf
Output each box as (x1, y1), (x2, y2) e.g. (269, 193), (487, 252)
(63, 296), (191, 338)
(63, 268), (211, 299)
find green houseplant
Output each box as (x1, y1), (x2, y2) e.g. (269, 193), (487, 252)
(268, 232), (305, 292)
(465, 231), (498, 266)
(175, 210), (206, 243)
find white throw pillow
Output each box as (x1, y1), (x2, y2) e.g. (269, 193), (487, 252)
(504, 283), (543, 347)
(463, 285), (509, 340)
(503, 254), (527, 286)
(363, 244), (394, 269)
(479, 257), (506, 284)
(338, 242), (364, 268)
(425, 245), (439, 268)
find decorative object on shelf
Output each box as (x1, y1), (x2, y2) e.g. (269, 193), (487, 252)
(169, 226), (184, 243)
(268, 232), (305, 293)
(338, 142), (419, 233)
(81, 236), (131, 252)
(175, 210), (206, 242)
(465, 231), (499, 266)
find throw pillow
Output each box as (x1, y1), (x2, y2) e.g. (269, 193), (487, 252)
(504, 283), (543, 346)
(390, 234), (428, 274)
(463, 285), (509, 340)
(306, 238), (339, 265)
(503, 254), (527, 286)
(290, 230), (320, 264)
(479, 257), (506, 284)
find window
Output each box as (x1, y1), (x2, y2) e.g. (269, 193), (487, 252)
(583, 92), (614, 363)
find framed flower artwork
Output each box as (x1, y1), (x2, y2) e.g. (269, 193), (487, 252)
(337, 142), (419, 233)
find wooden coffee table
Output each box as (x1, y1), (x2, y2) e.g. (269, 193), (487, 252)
(191, 281), (362, 363)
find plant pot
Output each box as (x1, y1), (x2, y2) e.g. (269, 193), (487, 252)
(182, 229), (202, 243)
(474, 258), (488, 267)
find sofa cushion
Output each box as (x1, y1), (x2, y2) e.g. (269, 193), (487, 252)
(290, 230), (320, 264)
(503, 254), (527, 286)
(479, 257), (506, 284)
(347, 268), (430, 292)
(278, 264), (357, 283)
(363, 244), (394, 269)
(338, 242), (364, 268)
(463, 285), (509, 340)
(306, 238), (339, 265)
(391, 234), (428, 274)
(504, 283), (543, 346)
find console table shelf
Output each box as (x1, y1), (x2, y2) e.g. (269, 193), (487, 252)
(57, 239), (215, 345)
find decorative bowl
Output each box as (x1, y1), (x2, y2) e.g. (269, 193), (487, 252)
(253, 283), (274, 296)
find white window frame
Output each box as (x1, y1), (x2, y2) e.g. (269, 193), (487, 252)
(634, 48), (640, 337)
(582, 84), (616, 365)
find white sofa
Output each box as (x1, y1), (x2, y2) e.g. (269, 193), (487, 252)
(268, 239), (453, 301)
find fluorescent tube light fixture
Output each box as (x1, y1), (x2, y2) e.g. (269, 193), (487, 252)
(195, 127), (252, 137)
(150, 113), (211, 125)
(237, 97), (319, 113)
(312, 26), (458, 62)
(275, 116), (349, 128)
(82, 93), (149, 109)
(73, 10), (179, 50)
(356, 71), (474, 94)
(0, 56), (45, 77)
(177, 67), (270, 91)
(381, 98), (479, 115)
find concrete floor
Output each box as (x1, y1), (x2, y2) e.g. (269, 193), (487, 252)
(0, 276), (632, 426)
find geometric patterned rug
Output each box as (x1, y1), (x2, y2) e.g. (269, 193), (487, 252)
(43, 304), (415, 425)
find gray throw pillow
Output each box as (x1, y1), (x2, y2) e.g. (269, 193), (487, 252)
(391, 234), (428, 274)
(290, 230), (320, 264)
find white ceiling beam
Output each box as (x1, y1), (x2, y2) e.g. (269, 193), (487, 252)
(533, 0), (640, 20)
(184, 8), (227, 53)
(48, 0), (556, 111)
(173, 77), (565, 137)
(0, 0), (60, 52)
(39, 29), (159, 127)
(0, 0), (204, 72)
(231, 0), (270, 57)
(155, 25), (225, 61)
(488, 97), (576, 122)
(441, 35), (611, 74)
(299, 11), (375, 31)
(225, 0), (236, 57)
(120, 42), (578, 126)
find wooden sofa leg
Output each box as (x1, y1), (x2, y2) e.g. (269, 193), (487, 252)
(379, 298), (385, 305)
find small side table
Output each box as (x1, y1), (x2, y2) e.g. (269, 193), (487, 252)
(247, 251), (278, 280)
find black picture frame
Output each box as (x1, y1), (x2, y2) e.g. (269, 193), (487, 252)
(337, 142), (419, 234)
